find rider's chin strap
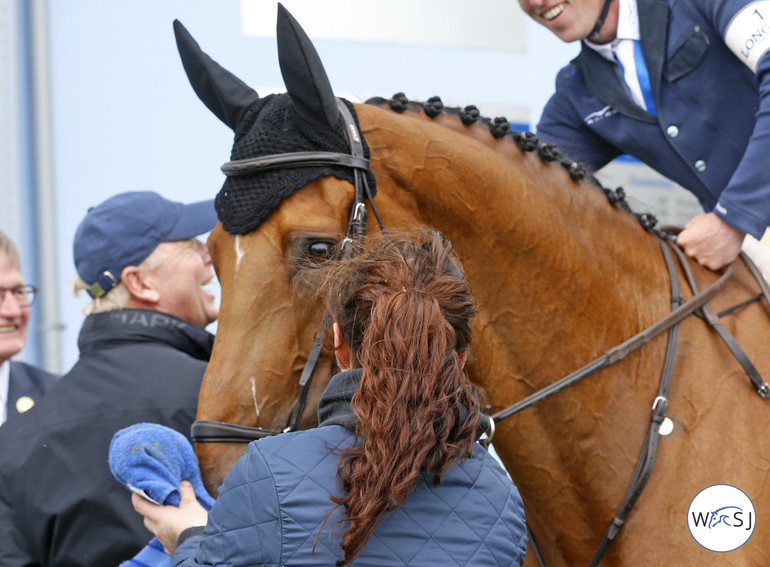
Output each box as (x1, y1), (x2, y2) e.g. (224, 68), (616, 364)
(588, 0), (615, 40)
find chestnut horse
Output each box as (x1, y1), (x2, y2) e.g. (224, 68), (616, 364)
(176, 8), (770, 566)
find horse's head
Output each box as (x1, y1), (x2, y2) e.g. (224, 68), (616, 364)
(177, 4), (664, 498)
(175, 6), (384, 492)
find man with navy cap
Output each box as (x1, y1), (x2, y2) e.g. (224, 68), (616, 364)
(0, 191), (219, 567)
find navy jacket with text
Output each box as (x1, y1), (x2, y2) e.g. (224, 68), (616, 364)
(537, 0), (770, 238)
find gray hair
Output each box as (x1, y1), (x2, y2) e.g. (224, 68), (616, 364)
(71, 245), (166, 314)
(0, 231), (21, 269)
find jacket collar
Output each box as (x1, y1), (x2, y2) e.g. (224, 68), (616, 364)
(77, 308), (214, 361)
(317, 368), (361, 429)
(575, 0), (668, 123)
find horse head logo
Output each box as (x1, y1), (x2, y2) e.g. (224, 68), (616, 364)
(708, 506), (744, 529)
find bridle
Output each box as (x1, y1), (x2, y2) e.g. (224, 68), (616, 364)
(190, 98), (770, 565)
(191, 99), (384, 444)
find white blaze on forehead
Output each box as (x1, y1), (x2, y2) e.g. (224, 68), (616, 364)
(234, 235), (245, 275)
(250, 376), (260, 419)
(725, 1), (770, 72)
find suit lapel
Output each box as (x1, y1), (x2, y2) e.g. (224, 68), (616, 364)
(8, 362), (40, 416)
(577, 0), (671, 124)
(577, 45), (657, 123)
(638, 0), (670, 109)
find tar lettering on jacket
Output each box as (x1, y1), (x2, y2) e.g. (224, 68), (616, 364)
(109, 310), (191, 331)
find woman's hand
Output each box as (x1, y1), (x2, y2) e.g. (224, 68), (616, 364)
(131, 481), (209, 554)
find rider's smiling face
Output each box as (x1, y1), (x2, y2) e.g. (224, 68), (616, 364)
(517, 0), (619, 44)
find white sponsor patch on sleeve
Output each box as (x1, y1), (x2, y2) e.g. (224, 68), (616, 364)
(725, 1), (770, 72)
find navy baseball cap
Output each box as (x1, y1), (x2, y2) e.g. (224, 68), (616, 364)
(73, 191), (218, 298)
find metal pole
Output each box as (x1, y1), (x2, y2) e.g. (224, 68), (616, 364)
(28, 0), (61, 373)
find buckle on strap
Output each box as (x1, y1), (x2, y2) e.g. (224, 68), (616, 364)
(87, 271), (119, 299)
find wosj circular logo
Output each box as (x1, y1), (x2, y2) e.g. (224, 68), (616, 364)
(688, 484), (755, 552)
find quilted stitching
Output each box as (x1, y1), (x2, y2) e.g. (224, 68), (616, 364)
(193, 446), (282, 566)
(258, 427), (525, 566)
(258, 428), (351, 564)
(182, 426), (526, 566)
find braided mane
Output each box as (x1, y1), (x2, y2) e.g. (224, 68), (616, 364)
(365, 93), (664, 237)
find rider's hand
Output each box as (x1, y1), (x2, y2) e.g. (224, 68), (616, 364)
(676, 212), (744, 270)
(131, 481), (208, 555)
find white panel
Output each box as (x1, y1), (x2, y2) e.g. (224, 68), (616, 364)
(241, 0), (526, 52)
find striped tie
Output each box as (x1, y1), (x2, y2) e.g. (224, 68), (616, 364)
(615, 39), (657, 116)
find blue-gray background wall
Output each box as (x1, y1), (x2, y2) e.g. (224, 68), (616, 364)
(3, 0), (695, 373)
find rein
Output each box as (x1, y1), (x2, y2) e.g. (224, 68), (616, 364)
(491, 242), (735, 424)
(496, 237), (770, 567)
(191, 99), (384, 444)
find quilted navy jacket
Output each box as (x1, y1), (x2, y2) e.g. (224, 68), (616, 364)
(173, 369), (527, 566)
(537, 0), (770, 238)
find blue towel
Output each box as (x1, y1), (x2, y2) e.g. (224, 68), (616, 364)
(109, 423), (215, 567)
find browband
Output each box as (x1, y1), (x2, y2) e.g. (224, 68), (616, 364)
(221, 151), (370, 177)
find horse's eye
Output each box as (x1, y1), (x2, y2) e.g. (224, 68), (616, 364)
(306, 240), (335, 259)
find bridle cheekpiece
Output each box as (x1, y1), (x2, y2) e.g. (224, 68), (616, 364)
(191, 99), (384, 444)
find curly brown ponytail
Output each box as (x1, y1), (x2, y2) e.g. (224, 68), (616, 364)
(320, 228), (484, 566)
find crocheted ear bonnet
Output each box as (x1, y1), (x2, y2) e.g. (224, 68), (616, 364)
(174, 7), (376, 235)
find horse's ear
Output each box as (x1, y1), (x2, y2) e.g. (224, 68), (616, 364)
(173, 19), (260, 132)
(276, 3), (340, 128)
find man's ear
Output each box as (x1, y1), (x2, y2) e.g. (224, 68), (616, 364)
(333, 322), (351, 370)
(121, 265), (160, 303)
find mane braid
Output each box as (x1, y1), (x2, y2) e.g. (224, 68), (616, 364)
(365, 93), (670, 240)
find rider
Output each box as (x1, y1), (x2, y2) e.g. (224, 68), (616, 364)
(130, 229), (528, 566)
(517, 0), (770, 270)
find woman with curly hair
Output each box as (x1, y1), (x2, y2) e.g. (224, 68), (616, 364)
(132, 229), (527, 566)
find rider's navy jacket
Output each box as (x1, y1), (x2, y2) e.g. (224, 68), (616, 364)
(173, 369), (528, 567)
(537, 0), (770, 239)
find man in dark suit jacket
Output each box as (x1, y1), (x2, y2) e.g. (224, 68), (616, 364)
(0, 231), (59, 426)
(6, 361), (59, 421)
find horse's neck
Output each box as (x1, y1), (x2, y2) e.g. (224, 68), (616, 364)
(360, 103), (660, 278)
(358, 103), (668, 387)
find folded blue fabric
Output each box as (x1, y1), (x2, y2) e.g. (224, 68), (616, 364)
(109, 423), (215, 567)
